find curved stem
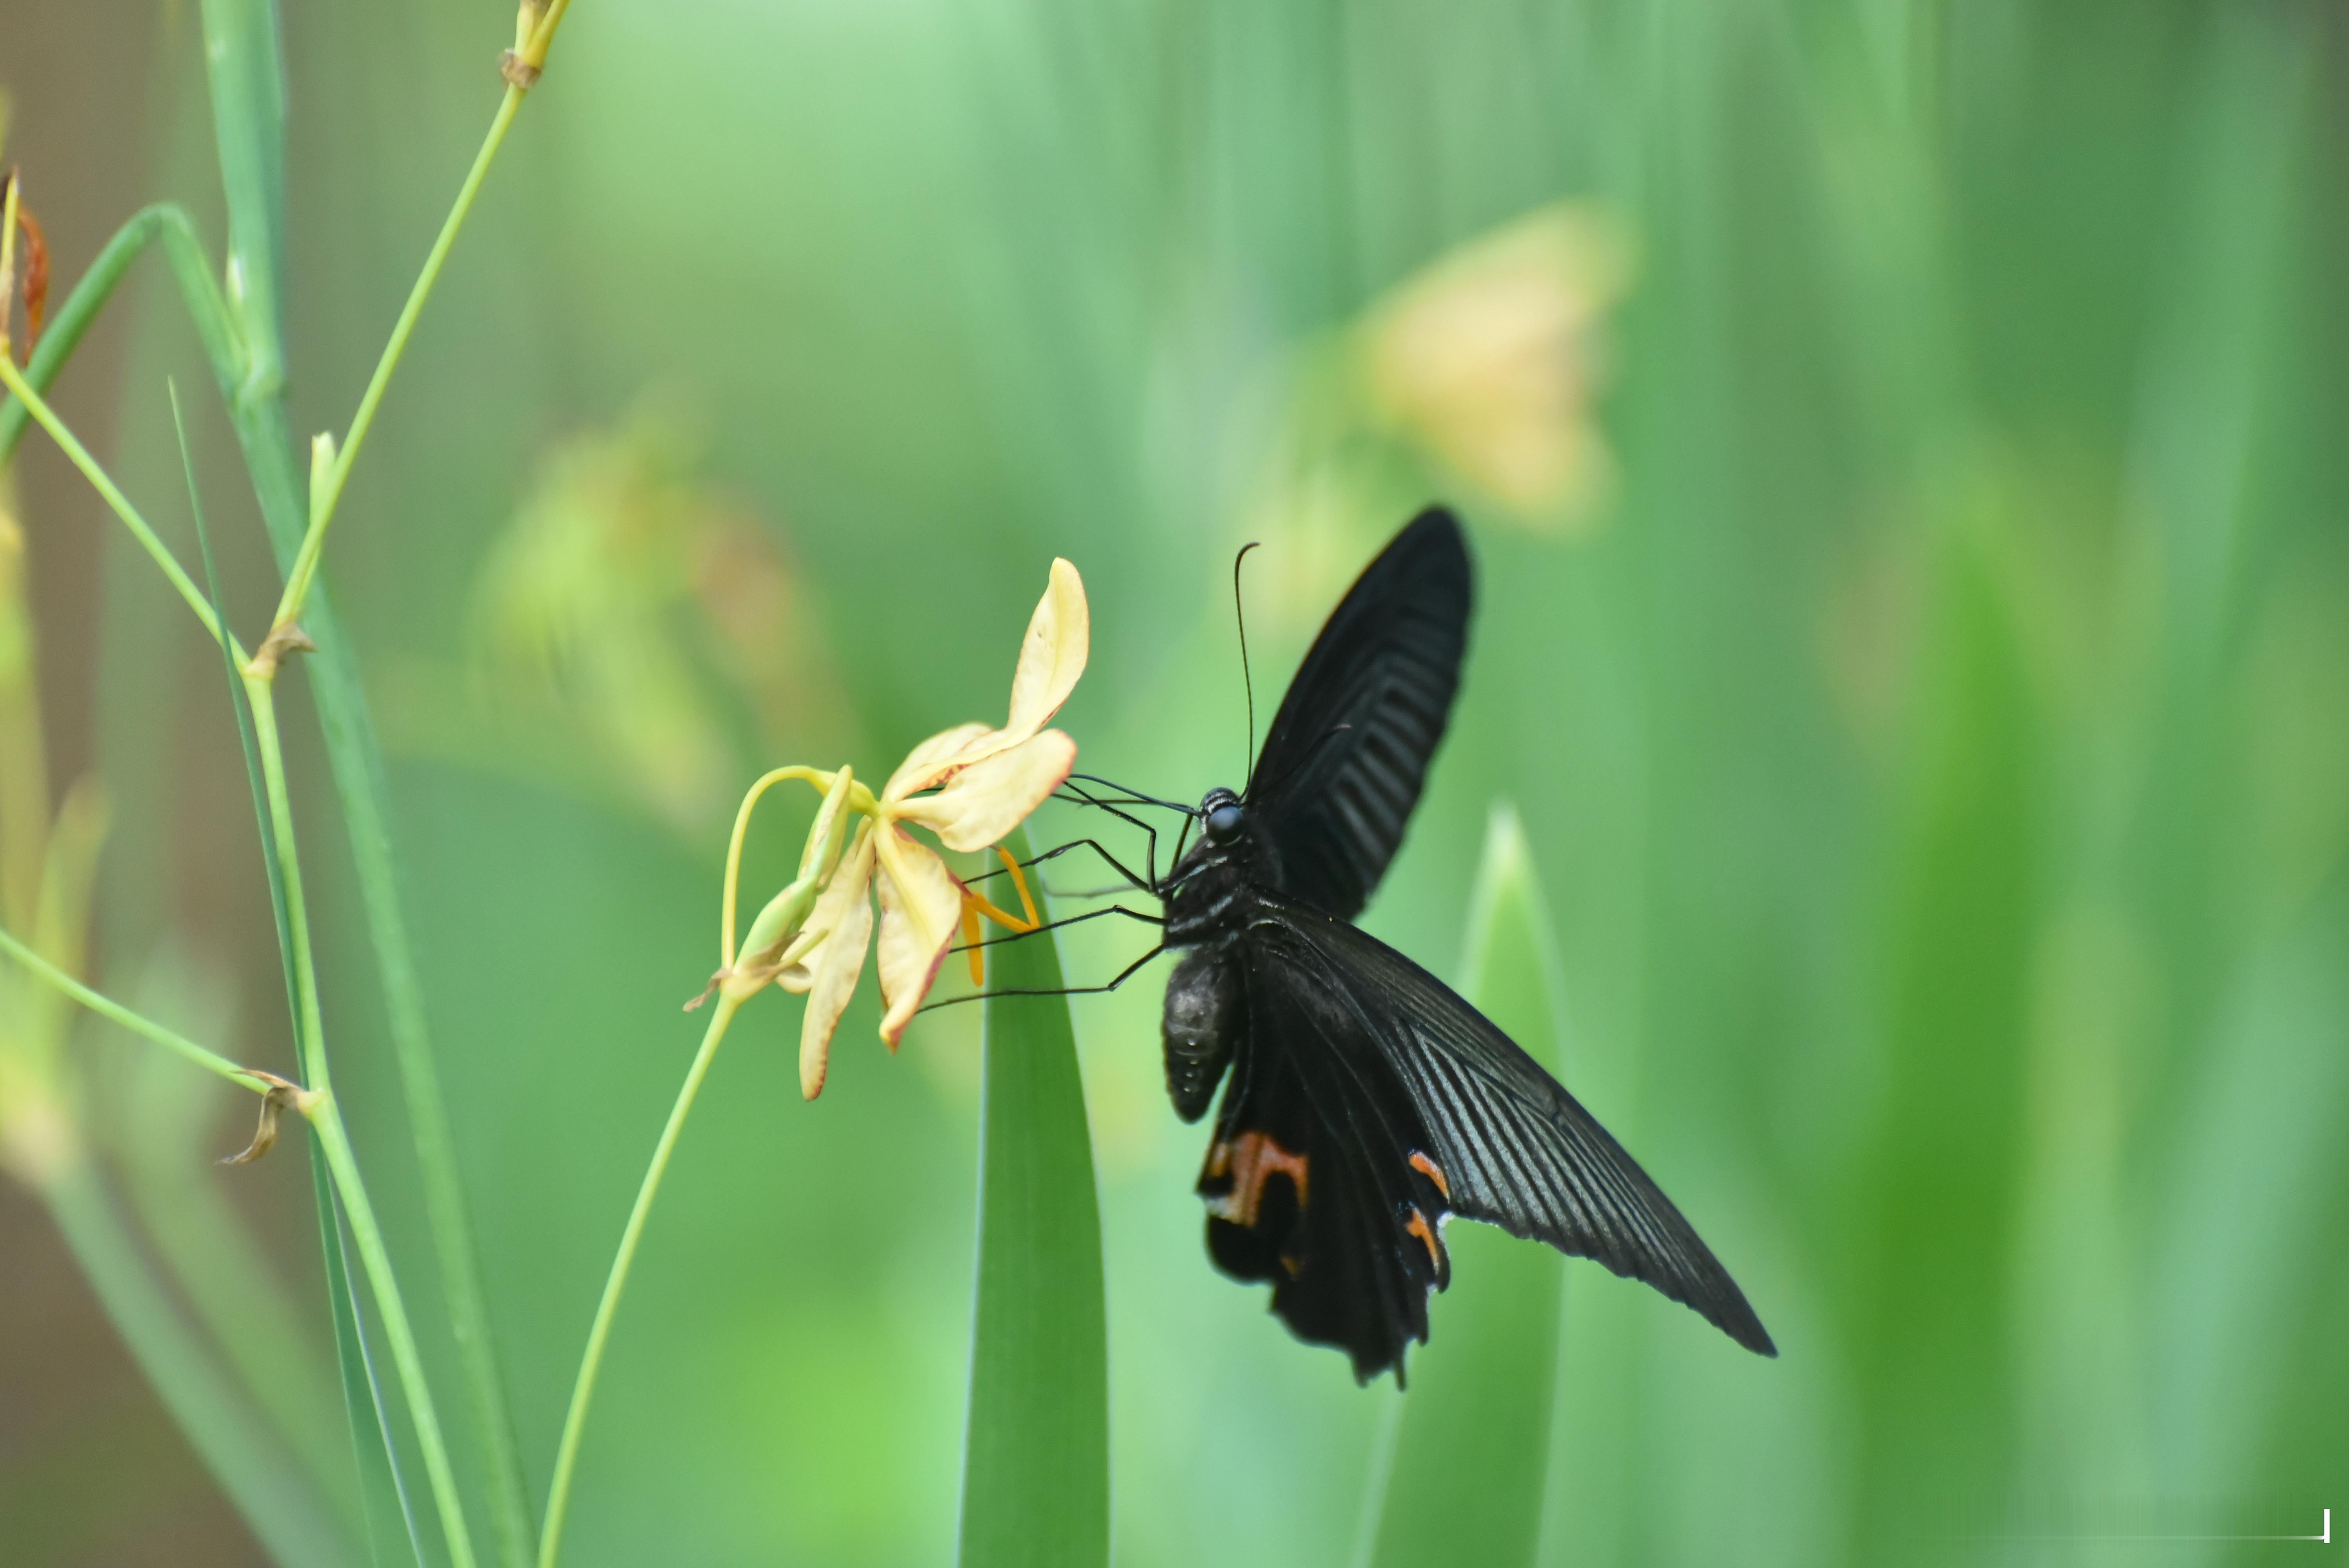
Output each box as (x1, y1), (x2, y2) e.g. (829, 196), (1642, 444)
(0, 203), (241, 469)
(720, 766), (878, 964)
(538, 994), (742, 1568)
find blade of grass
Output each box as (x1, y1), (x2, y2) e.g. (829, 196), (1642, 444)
(1362, 802), (1567, 1568)
(957, 823), (1109, 1568)
(176, 385), (428, 1568)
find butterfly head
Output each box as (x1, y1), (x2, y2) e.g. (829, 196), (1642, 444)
(1201, 788), (1246, 846)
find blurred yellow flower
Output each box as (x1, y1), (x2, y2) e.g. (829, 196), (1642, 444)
(1364, 203), (1634, 532)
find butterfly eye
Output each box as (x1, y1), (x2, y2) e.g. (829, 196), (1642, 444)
(1205, 802), (1246, 844)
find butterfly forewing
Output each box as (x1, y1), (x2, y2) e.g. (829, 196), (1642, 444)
(1247, 507), (1471, 921)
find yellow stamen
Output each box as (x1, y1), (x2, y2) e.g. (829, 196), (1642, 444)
(964, 889), (1034, 935)
(961, 898), (985, 986)
(996, 845), (1041, 929)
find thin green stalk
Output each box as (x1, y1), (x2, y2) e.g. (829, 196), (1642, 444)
(0, 355), (238, 654)
(539, 994), (743, 1568)
(243, 672), (479, 1568)
(277, 85), (525, 626)
(0, 922), (270, 1093)
(46, 1158), (359, 1568)
(239, 679), (330, 1088)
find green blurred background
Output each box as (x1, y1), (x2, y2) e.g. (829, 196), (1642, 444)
(4, 0), (2346, 1561)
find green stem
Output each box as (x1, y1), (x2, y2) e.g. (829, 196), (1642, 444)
(538, 994), (743, 1568)
(241, 678), (331, 1089)
(276, 86), (524, 628)
(0, 355), (239, 655)
(0, 921), (269, 1092)
(244, 672), (479, 1568)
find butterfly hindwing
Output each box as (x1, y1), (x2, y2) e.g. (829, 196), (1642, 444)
(1196, 938), (1454, 1382)
(1252, 892), (1778, 1358)
(1246, 507), (1472, 922)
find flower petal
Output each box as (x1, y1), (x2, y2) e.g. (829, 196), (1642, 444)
(1003, 558), (1088, 740)
(875, 827), (963, 1047)
(878, 561), (1090, 803)
(892, 729), (1076, 854)
(797, 824), (877, 1099)
(777, 817), (875, 993)
(883, 722), (993, 804)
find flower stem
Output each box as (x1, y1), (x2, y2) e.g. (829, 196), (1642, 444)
(538, 993), (743, 1568)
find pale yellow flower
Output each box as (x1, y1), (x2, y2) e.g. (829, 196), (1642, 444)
(714, 558), (1087, 1099)
(865, 556), (1085, 1053)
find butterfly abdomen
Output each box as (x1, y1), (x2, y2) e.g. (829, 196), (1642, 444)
(1161, 948), (1241, 1123)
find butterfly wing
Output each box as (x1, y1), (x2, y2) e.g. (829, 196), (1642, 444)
(1245, 507), (1472, 922)
(1244, 892), (1777, 1358)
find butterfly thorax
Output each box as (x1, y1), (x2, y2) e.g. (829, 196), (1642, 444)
(1160, 787), (1281, 948)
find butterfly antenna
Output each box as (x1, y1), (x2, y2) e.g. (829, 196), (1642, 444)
(1234, 540), (1261, 791)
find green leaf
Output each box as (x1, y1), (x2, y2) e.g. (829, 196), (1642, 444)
(958, 825), (1109, 1568)
(1364, 802), (1566, 1568)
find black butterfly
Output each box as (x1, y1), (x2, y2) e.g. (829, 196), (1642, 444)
(1138, 507), (1775, 1382)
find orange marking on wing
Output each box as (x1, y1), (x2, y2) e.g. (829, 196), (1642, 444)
(1405, 1206), (1444, 1272)
(1204, 1130), (1310, 1228)
(1408, 1150), (1450, 1201)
